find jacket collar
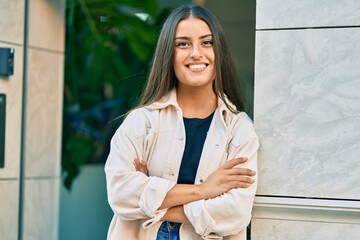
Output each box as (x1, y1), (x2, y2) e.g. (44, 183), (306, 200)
(146, 88), (180, 111)
(146, 88), (237, 126)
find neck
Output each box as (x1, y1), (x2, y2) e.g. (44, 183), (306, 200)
(177, 85), (217, 118)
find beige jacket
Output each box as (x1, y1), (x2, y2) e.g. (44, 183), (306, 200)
(105, 89), (259, 240)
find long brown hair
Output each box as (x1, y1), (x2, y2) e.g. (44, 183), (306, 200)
(136, 4), (244, 112)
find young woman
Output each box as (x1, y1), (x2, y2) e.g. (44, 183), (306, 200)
(105, 4), (259, 240)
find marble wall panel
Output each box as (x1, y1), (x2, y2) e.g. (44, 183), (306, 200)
(23, 178), (60, 240)
(252, 218), (360, 240)
(28, 0), (65, 52)
(0, 0), (24, 44)
(25, 49), (63, 178)
(254, 28), (360, 199)
(256, 0), (360, 29)
(0, 44), (23, 179)
(0, 180), (19, 240)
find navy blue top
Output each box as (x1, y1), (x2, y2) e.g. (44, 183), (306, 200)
(177, 112), (214, 184)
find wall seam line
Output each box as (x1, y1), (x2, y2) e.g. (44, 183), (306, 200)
(256, 25), (360, 31)
(28, 45), (64, 54)
(0, 40), (23, 46)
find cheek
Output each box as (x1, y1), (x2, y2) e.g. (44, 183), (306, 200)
(173, 52), (188, 74)
(173, 61), (183, 80)
(173, 59), (180, 75)
(173, 51), (184, 67)
(209, 51), (215, 62)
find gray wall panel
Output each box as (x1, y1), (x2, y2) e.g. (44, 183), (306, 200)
(254, 28), (360, 199)
(252, 218), (360, 240)
(257, 0), (360, 29)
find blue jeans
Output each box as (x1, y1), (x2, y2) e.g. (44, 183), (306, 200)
(156, 221), (181, 240)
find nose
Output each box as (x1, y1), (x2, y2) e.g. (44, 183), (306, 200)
(189, 45), (202, 59)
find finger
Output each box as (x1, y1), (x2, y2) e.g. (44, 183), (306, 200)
(227, 168), (256, 176)
(141, 161), (148, 173)
(134, 162), (148, 176)
(141, 160), (147, 168)
(134, 158), (141, 165)
(136, 164), (145, 173)
(223, 157), (248, 169)
(227, 175), (255, 184)
(133, 158), (143, 172)
(133, 161), (140, 171)
(227, 177), (254, 189)
(231, 181), (253, 189)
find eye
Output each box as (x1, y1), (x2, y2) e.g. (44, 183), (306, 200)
(202, 40), (214, 46)
(175, 41), (190, 48)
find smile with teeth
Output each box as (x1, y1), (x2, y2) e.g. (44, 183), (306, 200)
(188, 64), (208, 70)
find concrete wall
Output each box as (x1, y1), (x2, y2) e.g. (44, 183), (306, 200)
(253, 1), (360, 239)
(0, 0), (65, 239)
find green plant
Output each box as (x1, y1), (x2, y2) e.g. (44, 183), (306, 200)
(62, 0), (171, 190)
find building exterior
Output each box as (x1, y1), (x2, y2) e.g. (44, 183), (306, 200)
(0, 0), (359, 239)
(252, 1), (360, 239)
(0, 0), (65, 239)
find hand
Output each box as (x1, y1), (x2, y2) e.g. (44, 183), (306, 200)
(198, 157), (256, 199)
(133, 158), (148, 176)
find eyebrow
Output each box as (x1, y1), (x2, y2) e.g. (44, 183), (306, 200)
(175, 34), (213, 40)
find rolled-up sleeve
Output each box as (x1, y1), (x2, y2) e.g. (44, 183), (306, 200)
(184, 115), (259, 238)
(105, 111), (176, 225)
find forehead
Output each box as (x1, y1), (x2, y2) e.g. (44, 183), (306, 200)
(175, 16), (212, 36)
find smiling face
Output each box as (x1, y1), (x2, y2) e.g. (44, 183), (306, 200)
(173, 16), (216, 92)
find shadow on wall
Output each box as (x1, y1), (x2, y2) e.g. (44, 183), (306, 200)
(59, 164), (113, 240)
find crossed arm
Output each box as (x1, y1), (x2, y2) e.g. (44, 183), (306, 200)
(133, 157), (256, 224)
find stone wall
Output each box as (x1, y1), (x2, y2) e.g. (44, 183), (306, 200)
(253, 1), (360, 239)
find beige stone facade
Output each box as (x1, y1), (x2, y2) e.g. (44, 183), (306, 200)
(0, 0), (65, 239)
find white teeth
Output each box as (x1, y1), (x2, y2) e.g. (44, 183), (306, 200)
(189, 64), (206, 69)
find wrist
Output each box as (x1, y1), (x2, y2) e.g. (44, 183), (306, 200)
(194, 183), (206, 200)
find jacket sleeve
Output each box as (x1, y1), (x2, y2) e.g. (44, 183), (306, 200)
(183, 114), (259, 239)
(105, 110), (176, 226)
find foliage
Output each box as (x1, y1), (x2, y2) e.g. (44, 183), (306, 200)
(62, 0), (171, 190)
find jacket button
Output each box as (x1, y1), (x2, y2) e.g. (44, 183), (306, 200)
(215, 144), (219, 148)
(199, 179), (203, 183)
